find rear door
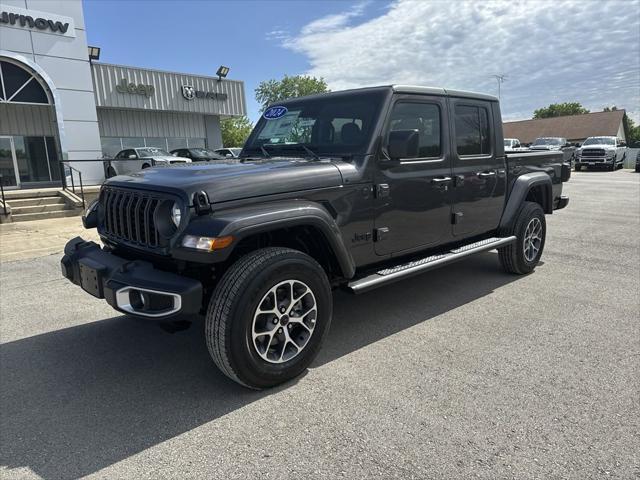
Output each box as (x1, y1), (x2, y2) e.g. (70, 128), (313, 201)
(374, 95), (454, 256)
(450, 99), (505, 238)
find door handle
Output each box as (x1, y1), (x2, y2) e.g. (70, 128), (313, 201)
(477, 171), (496, 177)
(431, 177), (452, 184)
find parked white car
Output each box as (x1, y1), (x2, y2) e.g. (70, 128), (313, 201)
(504, 138), (527, 151)
(106, 148), (191, 177)
(575, 136), (627, 171)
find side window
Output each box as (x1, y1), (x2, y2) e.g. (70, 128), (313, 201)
(388, 102), (441, 158)
(115, 150), (124, 159)
(455, 105), (491, 156)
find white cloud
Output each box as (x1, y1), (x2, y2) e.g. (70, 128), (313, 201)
(283, 0), (640, 121)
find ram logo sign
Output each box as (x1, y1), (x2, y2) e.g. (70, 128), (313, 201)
(181, 85), (196, 100)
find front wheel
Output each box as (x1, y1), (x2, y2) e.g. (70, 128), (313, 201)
(575, 164), (582, 171)
(498, 201), (546, 274)
(205, 247), (332, 389)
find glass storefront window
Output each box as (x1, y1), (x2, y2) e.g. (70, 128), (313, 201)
(167, 138), (188, 151)
(187, 138), (206, 148)
(101, 137), (122, 158)
(121, 137), (145, 149)
(14, 136), (51, 183)
(46, 137), (60, 181)
(145, 138), (168, 150)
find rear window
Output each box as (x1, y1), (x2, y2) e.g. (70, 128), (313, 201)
(455, 105), (491, 156)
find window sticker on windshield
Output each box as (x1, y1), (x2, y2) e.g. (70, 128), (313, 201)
(264, 106), (288, 120)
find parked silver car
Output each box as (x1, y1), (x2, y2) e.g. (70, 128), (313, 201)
(106, 148), (191, 177)
(213, 147), (242, 158)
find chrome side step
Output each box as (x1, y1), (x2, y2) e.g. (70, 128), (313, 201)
(347, 236), (517, 294)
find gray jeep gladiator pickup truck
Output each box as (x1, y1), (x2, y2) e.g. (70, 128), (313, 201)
(61, 85), (570, 389)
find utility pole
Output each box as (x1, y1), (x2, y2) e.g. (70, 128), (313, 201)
(491, 74), (507, 100)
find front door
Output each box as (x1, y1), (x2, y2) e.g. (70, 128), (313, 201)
(449, 99), (505, 238)
(374, 96), (453, 256)
(0, 136), (20, 189)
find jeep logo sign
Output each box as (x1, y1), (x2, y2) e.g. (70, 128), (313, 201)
(181, 84), (228, 101)
(116, 78), (155, 97)
(0, 4), (75, 37)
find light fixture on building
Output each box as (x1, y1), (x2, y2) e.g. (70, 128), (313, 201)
(216, 65), (230, 82)
(88, 46), (101, 62)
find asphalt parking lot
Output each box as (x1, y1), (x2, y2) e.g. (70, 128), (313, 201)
(1, 170), (638, 479)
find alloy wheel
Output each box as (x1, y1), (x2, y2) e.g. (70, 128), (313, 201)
(523, 217), (543, 263)
(252, 280), (317, 364)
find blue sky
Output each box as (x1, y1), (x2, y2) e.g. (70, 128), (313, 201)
(83, 0), (385, 121)
(84, 0), (640, 124)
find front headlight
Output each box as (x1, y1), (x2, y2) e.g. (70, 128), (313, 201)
(84, 199), (99, 217)
(171, 202), (182, 227)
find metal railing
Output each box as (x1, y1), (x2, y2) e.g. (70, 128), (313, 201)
(0, 174), (7, 216)
(59, 161), (86, 210)
(56, 158), (160, 210)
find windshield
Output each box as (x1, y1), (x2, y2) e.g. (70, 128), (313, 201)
(243, 90), (387, 158)
(504, 140), (514, 147)
(191, 148), (221, 158)
(137, 147), (171, 157)
(532, 138), (563, 146)
(583, 137), (615, 146)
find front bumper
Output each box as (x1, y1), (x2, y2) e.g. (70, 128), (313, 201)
(61, 237), (202, 319)
(555, 195), (569, 210)
(576, 156), (614, 166)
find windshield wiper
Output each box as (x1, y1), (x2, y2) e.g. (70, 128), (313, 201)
(300, 145), (320, 161)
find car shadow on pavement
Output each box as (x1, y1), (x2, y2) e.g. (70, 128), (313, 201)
(1, 252), (523, 479)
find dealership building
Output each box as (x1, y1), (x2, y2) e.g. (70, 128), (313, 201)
(0, 0), (247, 190)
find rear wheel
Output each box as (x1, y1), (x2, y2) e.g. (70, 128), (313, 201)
(141, 163), (151, 169)
(205, 247), (332, 389)
(498, 201), (546, 274)
(575, 164), (582, 171)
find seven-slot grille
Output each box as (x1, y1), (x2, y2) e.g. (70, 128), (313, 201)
(582, 149), (605, 157)
(101, 187), (166, 248)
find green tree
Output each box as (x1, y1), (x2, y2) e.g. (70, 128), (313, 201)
(603, 107), (640, 145)
(623, 114), (640, 145)
(533, 102), (590, 119)
(220, 116), (253, 147)
(255, 75), (329, 112)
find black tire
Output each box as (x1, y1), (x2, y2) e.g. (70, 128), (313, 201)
(498, 201), (546, 275)
(575, 164), (582, 171)
(205, 247), (332, 389)
(106, 166), (117, 178)
(141, 163), (151, 169)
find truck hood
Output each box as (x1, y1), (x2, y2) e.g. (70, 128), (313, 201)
(529, 145), (562, 151)
(106, 158), (345, 203)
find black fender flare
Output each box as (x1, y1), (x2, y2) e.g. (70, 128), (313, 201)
(499, 172), (553, 230)
(179, 199), (356, 278)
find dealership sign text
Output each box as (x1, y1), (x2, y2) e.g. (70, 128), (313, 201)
(0, 5), (75, 37)
(116, 78), (155, 97)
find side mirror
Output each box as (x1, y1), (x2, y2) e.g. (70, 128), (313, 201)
(225, 153), (232, 158)
(574, 143), (581, 148)
(128, 154), (136, 159)
(387, 129), (419, 160)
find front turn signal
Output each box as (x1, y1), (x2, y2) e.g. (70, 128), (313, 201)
(182, 235), (234, 251)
